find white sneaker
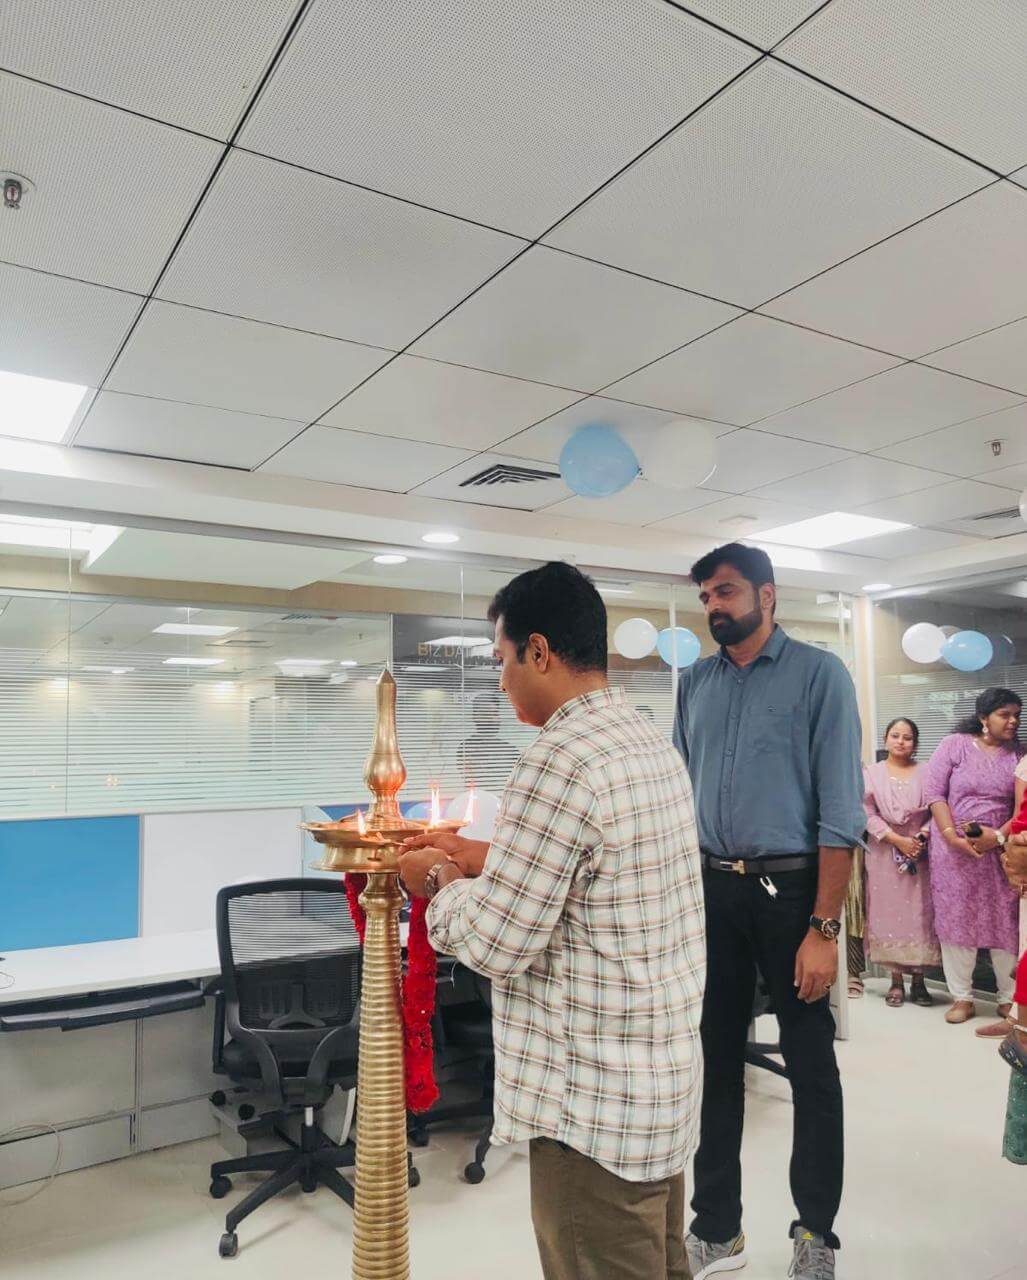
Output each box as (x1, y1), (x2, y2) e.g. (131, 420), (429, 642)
(684, 1231), (747, 1279)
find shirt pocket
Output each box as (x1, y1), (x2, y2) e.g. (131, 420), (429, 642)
(747, 703), (799, 752)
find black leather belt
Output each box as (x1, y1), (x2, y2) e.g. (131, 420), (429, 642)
(702, 853), (817, 875)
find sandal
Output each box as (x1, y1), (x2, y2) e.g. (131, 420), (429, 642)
(910, 979), (933, 1008)
(847, 976), (864, 999)
(885, 984), (905, 1007)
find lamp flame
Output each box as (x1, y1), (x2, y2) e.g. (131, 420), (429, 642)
(429, 785), (441, 828)
(463, 789), (476, 825)
(356, 808), (367, 836)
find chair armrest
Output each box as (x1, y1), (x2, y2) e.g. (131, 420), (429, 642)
(211, 990), (227, 1074)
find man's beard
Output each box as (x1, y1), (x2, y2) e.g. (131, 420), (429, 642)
(709, 605), (763, 647)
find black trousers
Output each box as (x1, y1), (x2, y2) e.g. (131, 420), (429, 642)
(690, 866), (843, 1250)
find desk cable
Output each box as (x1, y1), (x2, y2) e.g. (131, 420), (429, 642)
(0, 971), (14, 991)
(0, 1123), (62, 1206)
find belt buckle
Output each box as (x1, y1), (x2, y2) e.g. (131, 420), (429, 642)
(730, 859), (746, 875)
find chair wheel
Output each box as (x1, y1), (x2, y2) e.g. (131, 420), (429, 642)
(463, 1162), (486, 1184)
(238, 1103), (255, 1121)
(210, 1090), (227, 1107)
(219, 1231), (238, 1258)
(408, 1165), (421, 1188)
(209, 1175), (232, 1199)
(301, 1173), (317, 1193)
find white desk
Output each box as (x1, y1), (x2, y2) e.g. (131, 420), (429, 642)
(0, 930), (219, 1006)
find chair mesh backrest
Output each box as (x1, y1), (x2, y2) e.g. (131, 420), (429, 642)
(219, 882), (361, 1035)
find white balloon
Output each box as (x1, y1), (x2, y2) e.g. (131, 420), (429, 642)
(901, 622), (946, 664)
(635, 419), (717, 491)
(614, 617), (658, 660)
(445, 789), (500, 841)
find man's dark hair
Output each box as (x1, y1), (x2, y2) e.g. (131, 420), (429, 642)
(690, 542), (775, 592)
(487, 561), (607, 673)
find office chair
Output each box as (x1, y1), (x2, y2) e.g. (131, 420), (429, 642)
(746, 973), (788, 1080)
(206, 878), (365, 1258)
(409, 958), (495, 1183)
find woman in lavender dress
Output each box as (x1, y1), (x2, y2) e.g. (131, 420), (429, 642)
(924, 688), (1023, 1033)
(863, 718), (939, 1008)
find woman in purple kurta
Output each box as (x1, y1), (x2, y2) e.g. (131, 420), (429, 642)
(923, 688), (1023, 1030)
(863, 718), (940, 1006)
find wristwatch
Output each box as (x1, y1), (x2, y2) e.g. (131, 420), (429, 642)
(995, 829), (1007, 849)
(810, 915), (842, 941)
(423, 862), (447, 900)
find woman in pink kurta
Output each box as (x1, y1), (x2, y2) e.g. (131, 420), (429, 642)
(923, 688), (1023, 1032)
(863, 718), (940, 1007)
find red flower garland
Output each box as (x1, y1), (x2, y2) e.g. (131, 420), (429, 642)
(343, 873), (439, 1114)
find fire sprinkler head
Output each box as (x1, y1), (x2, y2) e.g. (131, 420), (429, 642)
(989, 439), (1003, 457)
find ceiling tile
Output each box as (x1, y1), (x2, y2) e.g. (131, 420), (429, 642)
(974, 461), (1027, 494)
(757, 363), (1023, 450)
(875, 402), (1027, 478)
(0, 0), (296, 138)
(838, 526), (979, 559)
(652, 492), (819, 536)
(409, 453), (570, 511)
(764, 182), (1027, 357)
(0, 262), (141, 385)
(607, 315), (898, 425)
(921, 317), (1027, 394)
(0, 73), (220, 293)
(1012, 168), (1027, 190)
(681, 1), (826, 47)
(780, 0), (1027, 173)
(752, 453), (942, 507)
(856, 477), (1018, 526)
(158, 150), (524, 349)
(412, 247), (738, 391)
(75, 391), (305, 469)
(702, 429), (851, 496)
(545, 479), (728, 527)
(320, 355), (579, 451)
(238, 0), (754, 237)
(545, 61), (986, 307)
(259, 425), (471, 493)
(107, 302), (390, 421)
(500, 396), (733, 466)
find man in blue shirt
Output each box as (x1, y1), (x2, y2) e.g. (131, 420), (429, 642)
(673, 543), (864, 1280)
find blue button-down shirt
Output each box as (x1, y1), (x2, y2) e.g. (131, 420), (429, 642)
(673, 625), (864, 858)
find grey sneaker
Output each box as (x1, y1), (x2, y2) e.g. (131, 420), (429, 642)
(684, 1231), (747, 1279)
(788, 1226), (835, 1279)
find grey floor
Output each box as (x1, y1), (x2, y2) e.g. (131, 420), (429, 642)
(0, 981), (1022, 1280)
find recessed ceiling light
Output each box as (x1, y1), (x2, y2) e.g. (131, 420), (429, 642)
(163, 657), (224, 666)
(861, 582), (893, 593)
(752, 542), (821, 571)
(338, 660), (358, 667)
(595, 584), (634, 597)
(373, 553), (408, 565)
(276, 658), (332, 667)
(153, 623), (238, 636)
(81, 665), (134, 674)
(421, 531), (460, 545)
(757, 512), (910, 549)
(0, 368), (88, 442)
(0, 513), (95, 552)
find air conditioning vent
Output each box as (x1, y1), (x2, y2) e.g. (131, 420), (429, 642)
(278, 612), (342, 622)
(971, 507), (1020, 522)
(459, 463), (561, 488)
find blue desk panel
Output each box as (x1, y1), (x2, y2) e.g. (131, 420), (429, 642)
(0, 815), (140, 949)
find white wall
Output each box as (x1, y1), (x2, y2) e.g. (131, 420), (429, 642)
(140, 808), (303, 935)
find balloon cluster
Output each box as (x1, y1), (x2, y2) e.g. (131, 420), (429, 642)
(558, 418), (717, 498)
(613, 619), (702, 667)
(901, 623), (1013, 672)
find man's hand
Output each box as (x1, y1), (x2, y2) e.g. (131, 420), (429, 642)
(794, 931), (838, 1003)
(401, 831), (489, 877)
(398, 844), (449, 898)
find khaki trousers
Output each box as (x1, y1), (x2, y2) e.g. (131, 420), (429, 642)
(529, 1138), (690, 1280)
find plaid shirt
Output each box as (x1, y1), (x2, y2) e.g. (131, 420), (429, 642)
(427, 687), (705, 1182)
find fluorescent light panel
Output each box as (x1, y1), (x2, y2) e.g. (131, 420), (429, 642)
(432, 635), (492, 648)
(0, 369), (88, 442)
(421, 531), (460, 545)
(153, 623), (238, 636)
(757, 511), (910, 549)
(81, 665), (134, 674)
(163, 657), (224, 666)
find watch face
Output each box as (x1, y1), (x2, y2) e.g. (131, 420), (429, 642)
(822, 919), (841, 940)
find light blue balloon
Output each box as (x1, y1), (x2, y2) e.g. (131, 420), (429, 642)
(404, 800), (431, 820)
(559, 423), (639, 498)
(941, 630), (993, 672)
(657, 626), (701, 668)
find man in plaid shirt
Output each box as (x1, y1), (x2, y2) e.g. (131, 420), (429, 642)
(400, 562), (705, 1280)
